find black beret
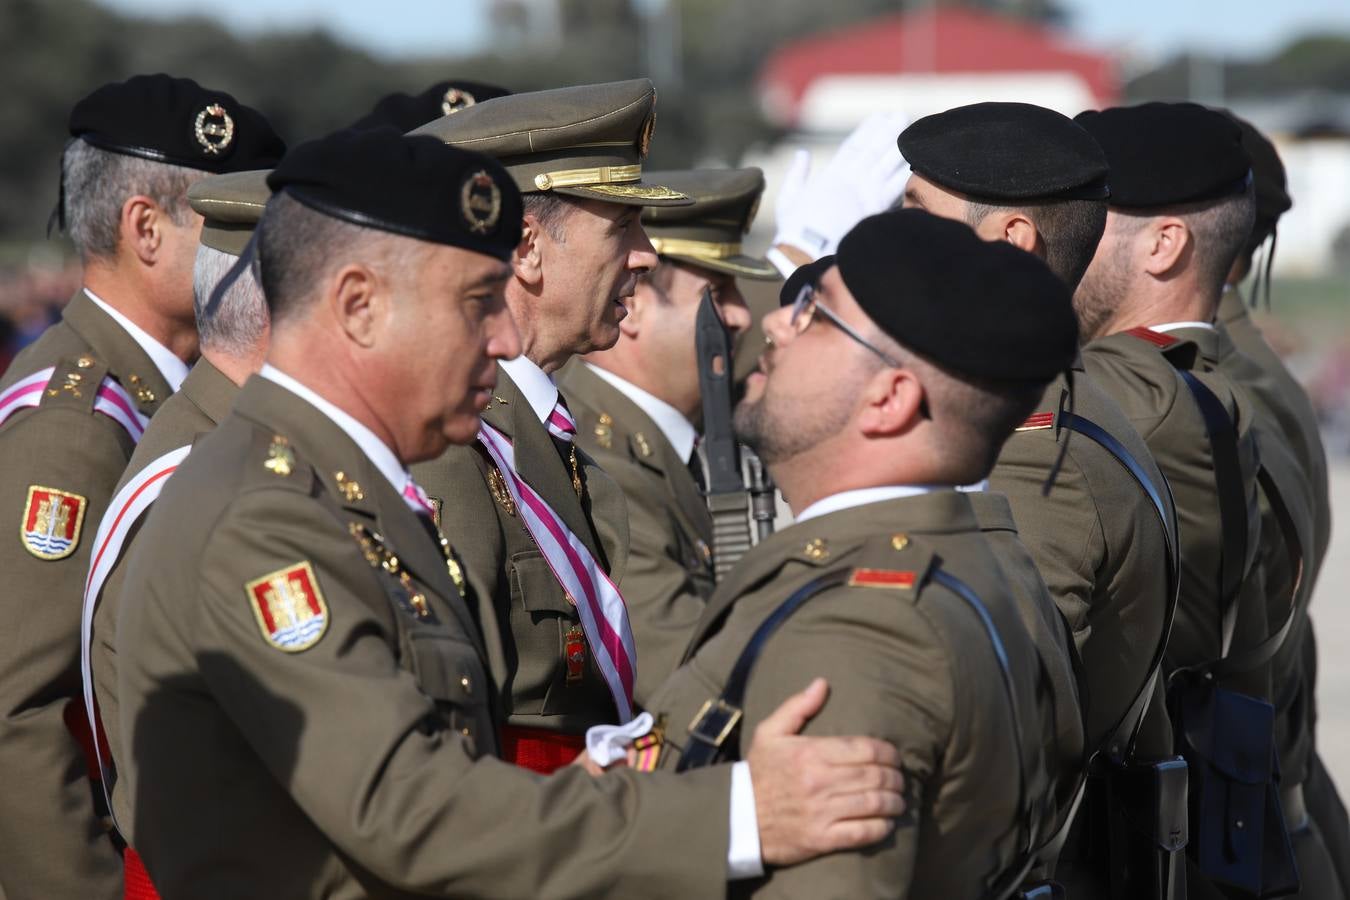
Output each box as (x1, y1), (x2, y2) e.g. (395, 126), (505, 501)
(266, 127), (523, 261)
(1221, 110), (1291, 229)
(898, 102), (1109, 201)
(1074, 102), (1252, 208)
(835, 209), (1077, 382)
(779, 255), (835, 308)
(69, 74), (285, 173)
(350, 80), (512, 132)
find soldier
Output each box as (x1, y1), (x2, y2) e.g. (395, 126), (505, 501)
(632, 209), (1084, 897)
(115, 127), (905, 899)
(559, 167), (777, 703)
(1075, 102), (1292, 896)
(408, 79), (694, 770)
(1213, 114), (1347, 898)
(79, 168), (271, 895)
(896, 102), (1179, 894)
(0, 74), (283, 900)
(350, 79), (512, 131)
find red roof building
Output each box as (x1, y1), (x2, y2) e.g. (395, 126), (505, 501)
(758, 7), (1119, 129)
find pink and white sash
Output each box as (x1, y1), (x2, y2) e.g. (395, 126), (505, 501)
(79, 445), (191, 822)
(546, 398), (578, 444)
(0, 366), (149, 442)
(477, 422), (636, 722)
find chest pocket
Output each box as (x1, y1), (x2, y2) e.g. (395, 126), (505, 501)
(507, 548), (583, 715)
(406, 628), (493, 757)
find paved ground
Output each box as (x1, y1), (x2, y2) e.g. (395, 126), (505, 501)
(1314, 458), (1350, 791)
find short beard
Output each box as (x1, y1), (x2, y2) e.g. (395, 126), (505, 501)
(1073, 249), (1129, 342)
(733, 379), (854, 467)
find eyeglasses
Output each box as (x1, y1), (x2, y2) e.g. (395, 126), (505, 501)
(789, 284), (902, 368)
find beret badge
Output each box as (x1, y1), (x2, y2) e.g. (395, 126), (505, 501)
(193, 103), (235, 156)
(442, 87), (477, 116)
(461, 169), (503, 235)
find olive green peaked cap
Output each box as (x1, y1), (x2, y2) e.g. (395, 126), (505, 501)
(188, 168), (271, 255)
(411, 78), (691, 207)
(641, 168), (777, 279)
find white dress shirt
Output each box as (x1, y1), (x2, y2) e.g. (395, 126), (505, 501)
(795, 484), (943, 523)
(1152, 320), (1217, 334)
(585, 363), (698, 463)
(500, 356), (560, 425)
(84, 289), (190, 391)
(259, 365), (408, 493)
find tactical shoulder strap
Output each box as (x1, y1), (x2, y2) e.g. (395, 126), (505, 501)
(1176, 370), (1250, 661)
(1059, 413), (1180, 765)
(676, 568), (850, 771)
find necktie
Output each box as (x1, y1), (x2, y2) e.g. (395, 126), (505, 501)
(401, 476), (436, 519)
(547, 395), (577, 443)
(687, 440), (707, 495)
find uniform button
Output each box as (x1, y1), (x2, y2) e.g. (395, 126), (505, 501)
(461, 726), (472, 737)
(460, 675), (472, 693)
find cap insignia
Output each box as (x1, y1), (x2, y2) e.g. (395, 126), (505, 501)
(193, 103), (235, 156)
(461, 169), (502, 235)
(442, 87), (477, 116)
(638, 109), (656, 158)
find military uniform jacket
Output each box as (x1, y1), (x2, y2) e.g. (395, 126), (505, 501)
(647, 493), (1075, 899)
(990, 361), (1175, 759)
(1196, 316), (1319, 786)
(558, 361), (714, 705)
(116, 375), (732, 899)
(1083, 327), (1271, 701)
(412, 366), (631, 734)
(0, 289), (171, 899)
(92, 357), (239, 836)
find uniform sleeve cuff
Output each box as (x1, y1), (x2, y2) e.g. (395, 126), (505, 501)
(727, 760), (765, 879)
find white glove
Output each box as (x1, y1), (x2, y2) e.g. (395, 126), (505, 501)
(771, 111), (913, 273)
(584, 711), (654, 767)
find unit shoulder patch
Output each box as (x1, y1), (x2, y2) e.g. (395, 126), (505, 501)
(245, 561), (329, 652)
(20, 485), (88, 560)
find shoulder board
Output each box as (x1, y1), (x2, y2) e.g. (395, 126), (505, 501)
(0, 355), (148, 444)
(1015, 411), (1056, 431)
(845, 531), (937, 592)
(1125, 326), (1179, 349)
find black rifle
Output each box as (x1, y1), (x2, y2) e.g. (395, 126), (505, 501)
(696, 288), (753, 581)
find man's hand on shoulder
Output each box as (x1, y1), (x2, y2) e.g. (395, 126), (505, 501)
(747, 677), (905, 865)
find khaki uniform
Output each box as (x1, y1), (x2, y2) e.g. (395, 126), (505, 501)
(92, 357), (239, 835)
(559, 360), (714, 705)
(990, 361), (1175, 760)
(1083, 328), (1270, 699)
(0, 290), (170, 899)
(412, 367), (630, 735)
(116, 375), (732, 899)
(646, 492), (1081, 898)
(1215, 292), (1348, 897)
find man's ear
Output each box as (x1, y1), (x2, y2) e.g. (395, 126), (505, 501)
(330, 263), (381, 348)
(1143, 216), (1190, 277)
(1003, 214), (1041, 256)
(513, 215), (545, 287)
(857, 367), (925, 438)
(120, 195), (163, 265)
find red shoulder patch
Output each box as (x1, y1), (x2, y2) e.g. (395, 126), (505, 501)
(1125, 326), (1178, 349)
(848, 568), (916, 590)
(1016, 411), (1055, 431)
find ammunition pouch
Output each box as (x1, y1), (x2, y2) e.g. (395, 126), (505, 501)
(1169, 672), (1298, 898)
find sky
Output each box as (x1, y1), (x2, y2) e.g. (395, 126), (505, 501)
(98, 0), (1350, 62)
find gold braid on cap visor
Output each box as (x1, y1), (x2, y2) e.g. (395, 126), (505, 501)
(647, 237), (744, 261)
(533, 164), (642, 191)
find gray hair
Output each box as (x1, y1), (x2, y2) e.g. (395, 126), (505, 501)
(192, 244), (268, 354)
(62, 139), (199, 261)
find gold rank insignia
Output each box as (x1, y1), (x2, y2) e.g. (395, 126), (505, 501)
(594, 413), (613, 449)
(802, 538), (829, 562)
(264, 435), (294, 477)
(349, 523), (437, 620)
(20, 485), (87, 560)
(334, 471), (364, 502)
(127, 373), (156, 405)
(245, 561), (328, 652)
